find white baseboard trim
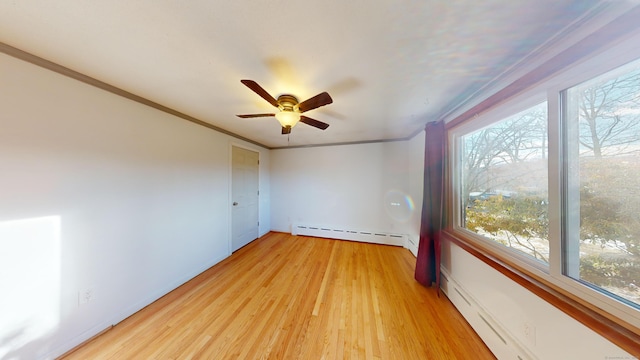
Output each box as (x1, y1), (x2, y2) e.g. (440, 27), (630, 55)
(406, 236), (418, 256)
(292, 223), (405, 246)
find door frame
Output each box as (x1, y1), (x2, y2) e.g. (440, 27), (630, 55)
(228, 142), (261, 254)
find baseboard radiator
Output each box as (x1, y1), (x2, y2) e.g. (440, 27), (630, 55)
(440, 269), (537, 360)
(292, 224), (406, 247)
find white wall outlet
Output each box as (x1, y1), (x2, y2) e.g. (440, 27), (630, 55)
(78, 287), (95, 306)
(522, 321), (536, 347)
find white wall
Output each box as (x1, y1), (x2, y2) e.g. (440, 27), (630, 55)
(442, 239), (632, 359)
(405, 131), (424, 255)
(257, 147), (271, 237)
(0, 53), (269, 359)
(270, 141), (422, 240)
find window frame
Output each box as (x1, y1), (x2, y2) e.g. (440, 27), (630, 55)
(444, 17), (640, 353)
(450, 92), (551, 273)
(554, 55), (640, 321)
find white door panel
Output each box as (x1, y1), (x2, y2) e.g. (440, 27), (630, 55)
(232, 146), (259, 252)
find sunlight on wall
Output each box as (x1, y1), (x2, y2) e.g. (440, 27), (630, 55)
(0, 216), (61, 358)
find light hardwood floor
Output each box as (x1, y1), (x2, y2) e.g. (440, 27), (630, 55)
(61, 232), (494, 359)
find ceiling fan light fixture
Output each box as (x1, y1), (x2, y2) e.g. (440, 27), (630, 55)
(275, 110), (301, 128)
(238, 80), (331, 132)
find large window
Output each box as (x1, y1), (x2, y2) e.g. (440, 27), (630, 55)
(450, 39), (640, 334)
(564, 60), (640, 307)
(461, 102), (549, 264)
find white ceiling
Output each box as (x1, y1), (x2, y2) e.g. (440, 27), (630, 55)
(0, 1), (614, 148)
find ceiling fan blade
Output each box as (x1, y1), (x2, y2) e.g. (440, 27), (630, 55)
(241, 80), (279, 107)
(282, 126), (292, 135)
(236, 113), (275, 118)
(297, 92), (333, 113)
(300, 115), (330, 130)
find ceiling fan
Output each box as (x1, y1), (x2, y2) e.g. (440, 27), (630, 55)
(237, 80), (333, 134)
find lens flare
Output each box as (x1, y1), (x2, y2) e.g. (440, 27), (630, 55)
(384, 190), (415, 222)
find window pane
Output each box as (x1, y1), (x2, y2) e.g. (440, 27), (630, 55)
(565, 61), (640, 306)
(461, 102), (549, 264)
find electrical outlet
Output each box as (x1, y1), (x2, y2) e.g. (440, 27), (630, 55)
(522, 321), (536, 346)
(78, 288), (95, 306)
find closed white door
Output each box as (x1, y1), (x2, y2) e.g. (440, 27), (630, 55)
(231, 146), (259, 252)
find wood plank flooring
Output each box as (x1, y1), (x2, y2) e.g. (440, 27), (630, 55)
(61, 232), (494, 359)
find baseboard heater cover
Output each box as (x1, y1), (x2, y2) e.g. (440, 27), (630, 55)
(292, 224), (406, 246)
(440, 268), (537, 360)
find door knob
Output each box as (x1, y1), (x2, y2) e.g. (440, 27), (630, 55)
(233, 202), (238, 206)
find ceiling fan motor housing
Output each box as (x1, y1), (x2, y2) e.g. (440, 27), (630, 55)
(277, 94), (299, 111)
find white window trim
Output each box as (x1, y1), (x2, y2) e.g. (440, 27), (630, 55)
(449, 32), (640, 331)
